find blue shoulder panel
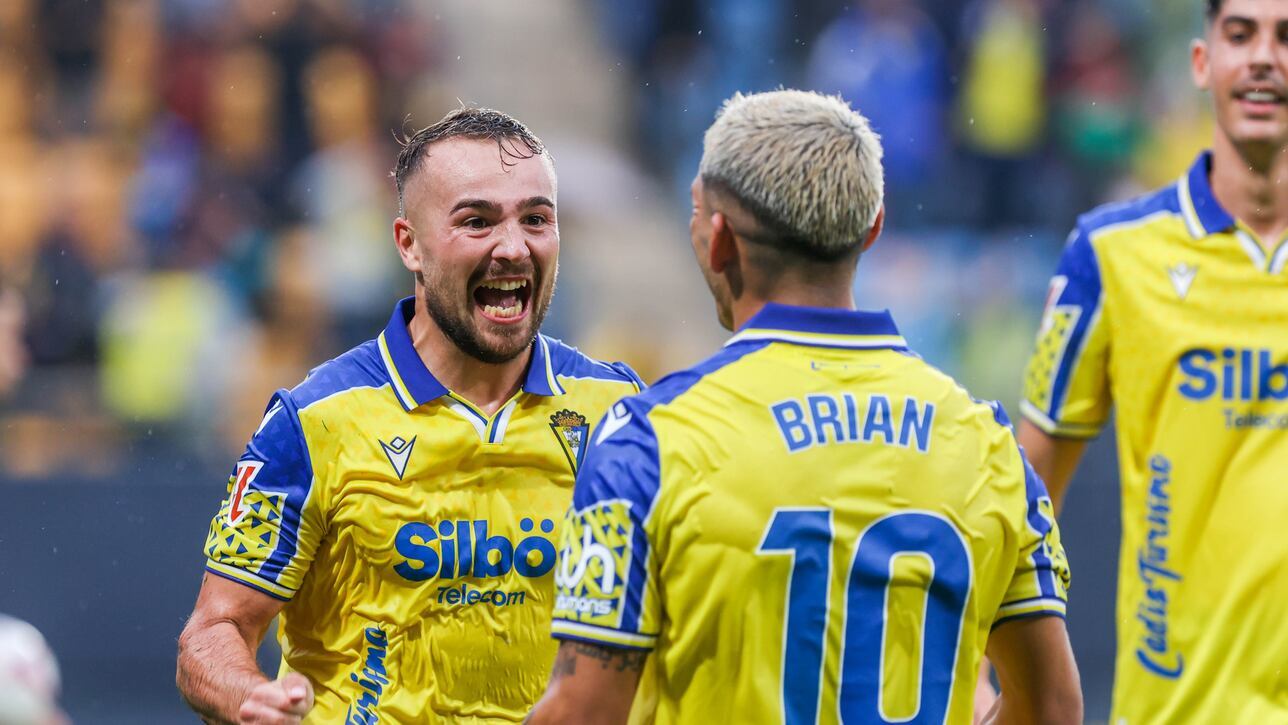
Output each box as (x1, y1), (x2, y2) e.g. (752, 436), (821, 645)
(241, 389), (314, 585)
(1076, 183), (1180, 237)
(290, 340), (390, 410)
(544, 335), (646, 390)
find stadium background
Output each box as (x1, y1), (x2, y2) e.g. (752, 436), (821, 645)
(0, 0), (1211, 721)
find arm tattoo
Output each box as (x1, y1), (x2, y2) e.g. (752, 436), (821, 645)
(550, 641), (648, 682)
(551, 644), (578, 680)
(575, 641), (648, 672)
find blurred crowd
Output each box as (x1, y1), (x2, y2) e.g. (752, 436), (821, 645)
(606, 0), (1211, 222)
(0, 0), (1212, 480)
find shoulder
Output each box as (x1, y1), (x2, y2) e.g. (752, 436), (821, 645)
(542, 335), (646, 392)
(288, 339), (390, 411)
(577, 341), (771, 470)
(1074, 182), (1181, 241)
(624, 340), (771, 418)
(895, 350), (1016, 430)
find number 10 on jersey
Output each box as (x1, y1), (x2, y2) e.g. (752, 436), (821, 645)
(757, 508), (972, 725)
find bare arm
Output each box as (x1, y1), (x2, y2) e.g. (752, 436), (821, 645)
(1016, 420), (1088, 514)
(526, 640), (647, 725)
(177, 573), (312, 724)
(983, 616), (1082, 725)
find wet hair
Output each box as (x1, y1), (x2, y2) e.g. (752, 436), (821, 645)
(698, 90), (883, 261)
(393, 107), (547, 216)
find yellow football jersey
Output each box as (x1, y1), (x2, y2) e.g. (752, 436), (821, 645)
(1023, 152), (1288, 723)
(203, 297), (641, 723)
(552, 303), (1070, 724)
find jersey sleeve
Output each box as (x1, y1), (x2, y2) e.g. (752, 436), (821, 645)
(995, 441), (1072, 627)
(203, 389), (322, 601)
(608, 360), (646, 394)
(1021, 224), (1112, 438)
(551, 399), (662, 650)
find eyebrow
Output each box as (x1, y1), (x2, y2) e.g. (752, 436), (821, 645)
(450, 199), (502, 215)
(448, 197), (555, 215)
(520, 196), (555, 211)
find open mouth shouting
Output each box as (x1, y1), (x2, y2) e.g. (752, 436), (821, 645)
(473, 278), (533, 323)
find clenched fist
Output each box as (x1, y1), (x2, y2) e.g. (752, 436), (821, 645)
(238, 673), (314, 724)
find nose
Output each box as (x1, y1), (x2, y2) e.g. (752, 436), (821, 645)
(1249, 30), (1276, 70)
(492, 221), (531, 263)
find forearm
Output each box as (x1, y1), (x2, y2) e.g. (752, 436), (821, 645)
(176, 618), (270, 724)
(986, 617), (1082, 725)
(1015, 421), (1086, 514)
(987, 690), (1082, 725)
(527, 640), (643, 724)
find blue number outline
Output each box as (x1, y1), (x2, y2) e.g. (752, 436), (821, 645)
(758, 508), (973, 725)
(838, 510), (973, 724)
(756, 507), (833, 725)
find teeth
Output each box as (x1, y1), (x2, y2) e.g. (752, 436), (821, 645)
(480, 280), (527, 291)
(483, 298), (525, 319)
(1245, 90), (1279, 102)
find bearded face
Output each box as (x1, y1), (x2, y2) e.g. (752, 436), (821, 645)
(399, 137), (560, 363)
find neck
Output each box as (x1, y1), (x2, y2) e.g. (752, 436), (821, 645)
(407, 293), (531, 415)
(729, 276), (856, 331)
(1210, 131), (1288, 243)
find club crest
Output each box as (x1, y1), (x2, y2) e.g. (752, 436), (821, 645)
(549, 409), (590, 474)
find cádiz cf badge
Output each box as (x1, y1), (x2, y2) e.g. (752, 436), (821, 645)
(549, 409), (590, 474)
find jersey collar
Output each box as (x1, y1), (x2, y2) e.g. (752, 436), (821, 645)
(377, 296), (564, 411)
(724, 302), (908, 350)
(1178, 150), (1235, 239)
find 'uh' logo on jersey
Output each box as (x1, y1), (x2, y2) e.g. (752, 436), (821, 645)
(549, 409), (590, 473)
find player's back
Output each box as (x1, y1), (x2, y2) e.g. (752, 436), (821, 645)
(553, 304), (1069, 724)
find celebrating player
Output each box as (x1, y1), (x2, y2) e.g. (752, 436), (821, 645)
(527, 90), (1082, 724)
(176, 107), (642, 723)
(1017, 1), (1288, 722)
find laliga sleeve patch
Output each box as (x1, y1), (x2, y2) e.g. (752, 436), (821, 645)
(553, 500), (634, 627)
(206, 462), (289, 573)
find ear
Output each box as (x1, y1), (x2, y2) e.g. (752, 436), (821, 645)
(394, 217), (423, 275)
(708, 211), (739, 274)
(1191, 38), (1210, 91)
(861, 207), (885, 253)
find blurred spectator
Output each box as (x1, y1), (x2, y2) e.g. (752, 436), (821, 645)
(0, 0), (1213, 480)
(0, 614), (65, 725)
(955, 0), (1050, 227)
(24, 139), (136, 367)
(1051, 2), (1146, 211)
(95, 0), (161, 143)
(98, 269), (243, 428)
(293, 45), (400, 345)
(807, 0), (949, 225)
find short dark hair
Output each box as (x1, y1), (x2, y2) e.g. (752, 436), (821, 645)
(1207, 0), (1223, 21)
(393, 107), (547, 215)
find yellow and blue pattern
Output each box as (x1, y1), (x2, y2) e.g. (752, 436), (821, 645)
(553, 303), (1069, 725)
(203, 296), (642, 723)
(1022, 152), (1288, 724)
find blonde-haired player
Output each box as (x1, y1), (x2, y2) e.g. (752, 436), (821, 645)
(528, 89), (1082, 724)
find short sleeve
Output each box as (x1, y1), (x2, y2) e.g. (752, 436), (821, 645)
(995, 446), (1071, 627)
(551, 399), (662, 650)
(1021, 225), (1112, 438)
(203, 390), (321, 600)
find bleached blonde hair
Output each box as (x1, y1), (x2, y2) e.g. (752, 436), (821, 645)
(699, 90), (884, 260)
